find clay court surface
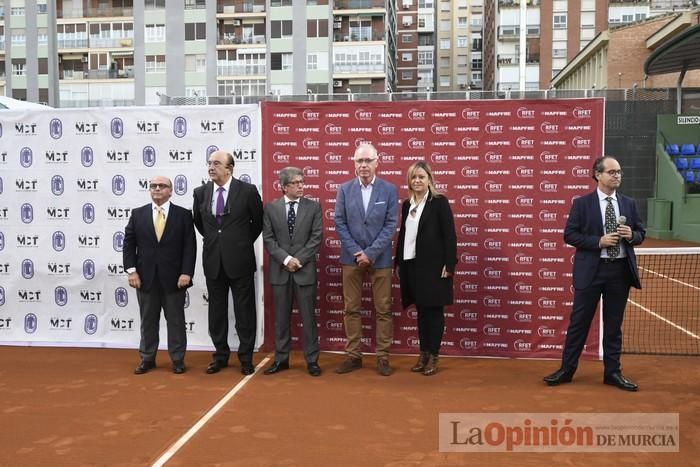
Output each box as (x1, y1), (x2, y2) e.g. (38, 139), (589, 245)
(1, 346), (698, 466)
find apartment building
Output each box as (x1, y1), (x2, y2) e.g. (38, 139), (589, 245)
(1, 0), (396, 106)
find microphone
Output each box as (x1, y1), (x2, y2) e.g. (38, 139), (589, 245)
(617, 215), (626, 226)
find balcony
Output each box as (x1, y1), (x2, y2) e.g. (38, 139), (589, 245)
(82, 69), (134, 80)
(60, 99), (136, 108)
(334, 63), (385, 73)
(497, 53), (539, 66)
(334, 0), (385, 9)
(499, 0), (540, 6)
(217, 62), (266, 75)
(217, 34), (265, 45)
(89, 37), (134, 49)
(240, 2), (266, 13)
(58, 7), (134, 18)
(58, 39), (89, 49)
(333, 32), (385, 42)
(497, 25), (540, 40)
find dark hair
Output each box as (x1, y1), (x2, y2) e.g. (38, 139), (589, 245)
(279, 166), (303, 187)
(591, 155), (617, 181)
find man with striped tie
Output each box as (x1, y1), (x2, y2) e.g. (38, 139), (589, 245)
(123, 176), (196, 375)
(544, 156), (645, 391)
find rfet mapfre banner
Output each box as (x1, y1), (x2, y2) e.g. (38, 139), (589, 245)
(261, 99), (604, 359)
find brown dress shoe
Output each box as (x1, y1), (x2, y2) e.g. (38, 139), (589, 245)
(411, 352), (429, 373)
(377, 357), (393, 376)
(335, 357), (362, 374)
(423, 354), (438, 376)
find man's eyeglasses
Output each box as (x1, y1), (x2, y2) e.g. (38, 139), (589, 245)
(149, 183), (171, 190)
(285, 180), (304, 186)
(604, 170), (623, 176)
(354, 158), (378, 165)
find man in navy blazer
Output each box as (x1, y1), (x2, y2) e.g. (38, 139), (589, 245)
(123, 176), (196, 375)
(193, 150), (263, 376)
(334, 143), (398, 376)
(544, 156), (645, 391)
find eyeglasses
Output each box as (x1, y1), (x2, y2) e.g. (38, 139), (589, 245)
(285, 180), (304, 186)
(149, 183), (171, 190)
(354, 158), (378, 165)
(604, 170), (623, 176)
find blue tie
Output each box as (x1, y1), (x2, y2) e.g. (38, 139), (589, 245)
(288, 201), (296, 238)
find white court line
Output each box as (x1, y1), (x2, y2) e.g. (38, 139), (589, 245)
(639, 266), (700, 292)
(627, 300), (700, 340)
(151, 356), (271, 467)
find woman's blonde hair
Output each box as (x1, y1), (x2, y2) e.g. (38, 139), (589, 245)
(406, 160), (442, 200)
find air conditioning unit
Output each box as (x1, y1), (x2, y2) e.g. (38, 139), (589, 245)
(233, 19), (242, 26)
(403, 1), (411, 8)
(333, 80), (343, 88)
(459, 84), (467, 89)
(333, 21), (342, 29)
(81, 56), (88, 63)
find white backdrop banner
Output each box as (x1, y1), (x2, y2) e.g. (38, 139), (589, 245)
(0, 105), (263, 351)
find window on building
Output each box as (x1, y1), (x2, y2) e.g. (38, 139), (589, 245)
(440, 1), (450, 12)
(457, 74), (467, 86)
(145, 0), (165, 8)
(11, 7), (25, 16)
(457, 55), (468, 66)
(418, 0), (433, 7)
(402, 52), (413, 62)
(401, 71), (413, 80)
(472, 37), (482, 51)
(145, 24), (166, 42)
(553, 14), (567, 29)
(439, 38), (450, 49)
(37, 3), (48, 14)
(439, 75), (450, 87)
(440, 20), (450, 32)
(635, 13), (647, 21)
(271, 52), (293, 70)
(418, 14), (433, 28)
(418, 51), (433, 65)
(11, 29), (26, 45)
(402, 33), (412, 43)
(38, 28), (49, 44)
(402, 15), (413, 26)
(38, 58), (49, 74)
(307, 19), (329, 37)
(12, 59), (26, 76)
(458, 17), (467, 28)
(145, 55), (166, 73)
(471, 58), (482, 70)
(185, 54), (207, 72)
(271, 20), (293, 38)
(185, 22), (206, 40)
(349, 18), (371, 40)
(271, 0), (293, 5)
(457, 0), (467, 8)
(457, 36), (467, 48)
(439, 57), (449, 68)
(307, 53), (318, 70)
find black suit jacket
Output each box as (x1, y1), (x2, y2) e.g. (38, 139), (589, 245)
(193, 178), (264, 279)
(395, 193), (457, 308)
(564, 190), (645, 290)
(123, 203), (196, 292)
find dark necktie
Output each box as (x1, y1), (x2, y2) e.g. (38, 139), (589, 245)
(604, 196), (619, 258)
(288, 201), (296, 238)
(216, 186), (225, 225)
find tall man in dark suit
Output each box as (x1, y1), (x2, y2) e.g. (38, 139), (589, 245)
(544, 156), (645, 391)
(123, 176), (196, 375)
(334, 143), (398, 376)
(262, 167), (323, 377)
(193, 150), (264, 376)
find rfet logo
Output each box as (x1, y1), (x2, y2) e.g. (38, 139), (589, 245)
(515, 253), (533, 265)
(302, 138), (320, 149)
(377, 123), (395, 136)
(407, 108), (425, 120)
(538, 326), (557, 337)
(573, 107), (593, 119)
(483, 210), (502, 222)
(325, 123), (342, 135)
(354, 109), (372, 120)
(485, 152), (503, 163)
(539, 151), (559, 163)
(324, 152), (343, 163)
(431, 152), (448, 164)
(539, 239), (558, 251)
(460, 337), (478, 350)
(484, 180), (503, 193)
(273, 123), (290, 135)
(517, 107), (536, 119)
(461, 108), (480, 120)
(538, 297), (557, 309)
(482, 296), (501, 308)
(539, 210), (558, 222)
(303, 109), (320, 120)
(540, 122), (560, 134)
(516, 166), (534, 177)
(514, 311), (532, 322)
(49, 119), (63, 139)
(515, 224), (533, 236)
(539, 268), (557, 280)
(572, 136), (592, 148)
(516, 136), (535, 148)
(461, 195), (479, 207)
(539, 181), (558, 193)
(273, 152), (290, 163)
(431, 123), (448, 135)
(515, 195), (533, 208)
(485, 122), (504, 134)
(408, 138), (425, 150)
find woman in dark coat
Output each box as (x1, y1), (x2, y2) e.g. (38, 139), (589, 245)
(395, 161), (457, 375)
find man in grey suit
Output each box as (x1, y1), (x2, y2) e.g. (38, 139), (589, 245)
(262, 167), (323, 376)
(334, 143), (399, 376)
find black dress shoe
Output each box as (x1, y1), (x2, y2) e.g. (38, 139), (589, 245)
(263, 360), (289, 375)
(240, 362), (255, 375)
(604, 372), (638, 392)
(307, 362), (322, 377)
(206, 360), (228, 374)
(543, 368), (574, 386)
(172, 361), (186, 374)
(134, 360), (156, 375)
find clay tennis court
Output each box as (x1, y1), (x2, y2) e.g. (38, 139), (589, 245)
(2, 238), (699, 465)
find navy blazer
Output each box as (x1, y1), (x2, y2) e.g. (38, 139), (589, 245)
(193, 178), (264, 280)
(334, 176), (398, 268)
(564, 190), (645, 290)
(123, 203), (196, 292)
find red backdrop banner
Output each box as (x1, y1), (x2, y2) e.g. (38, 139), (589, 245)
(261, 98), (605, 359)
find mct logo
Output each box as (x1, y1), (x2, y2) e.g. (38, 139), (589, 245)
(81, 146), (94, 167)
(206, 145), (219, 158)
(82, 203), (96, 224)
(172, 117), (187, 138)
(51, 175), (65, 195)
(113, 231), (125, 252)
(0, 231), (4, 251)
(110, 117), (124, 138)
(112, 175), (126, 195)
(49, 119), (63, 139)
(83, 259), (96, 280)
(84, 314), (98, 335)
(136, 120), (160, 134)
(143, 146), (156, 167)
(45, 150), (69, 163)
(15, 122), (38, 135)
(21, 259), (34, 279)
(200, 120), (224, 133)
(174, 175), (188, 195)
(20, 147), (33, 167)
(75, 121), (98, 135)
(20, 203), (34, 224)
(115, 287), (129, 307)
(238, 115), (252, 137)
(24, 313), (38, 334)
(0, 286), (5, 306)
(55, 286), (68, 306)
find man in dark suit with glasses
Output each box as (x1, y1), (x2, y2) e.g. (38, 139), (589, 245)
(193, 151), (263, 376)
